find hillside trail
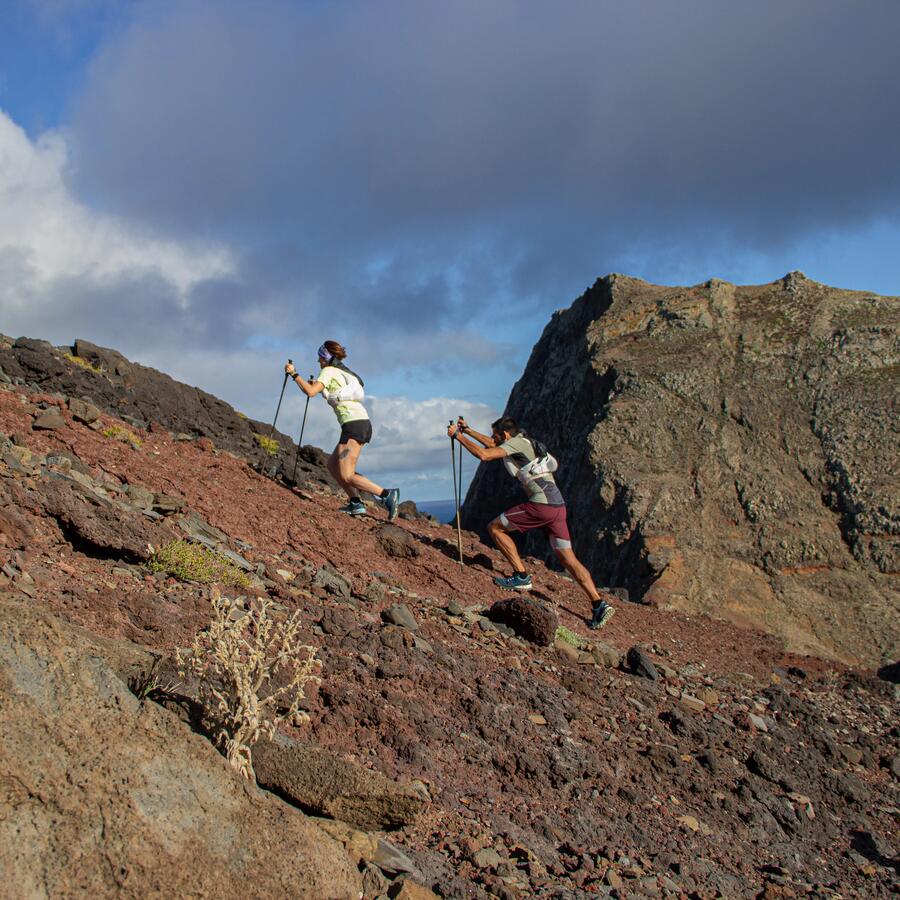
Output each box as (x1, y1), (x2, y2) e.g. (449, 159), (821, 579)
(0, 385), (828, 681)
(3, 383), (897, 899)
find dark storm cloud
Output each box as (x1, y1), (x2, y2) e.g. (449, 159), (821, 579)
(65, 0), (900, 347)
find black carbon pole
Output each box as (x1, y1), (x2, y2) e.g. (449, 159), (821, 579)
(290, 375), (314, 486)
(457, 437), (464, 522)
(449, 421), (463, 565)
(269, 358), (292, 440)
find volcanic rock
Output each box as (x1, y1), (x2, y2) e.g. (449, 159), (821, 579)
(0, 337), (334, 486)
(151, 494), (186, 516)
(0, 486), (35, 548)
(38, 474), (170, 562)
(372, 839), (422, 878)
(32, 408), (65, 430)
(387, 879), (439, 899)
(68, 396), (101, 424)
(462, 273), (900, 666)
(381, 604), (419, 631)
(124, 483), (155, 511)
(627, 646), (660, 680)
(591, 639), (623, 668)
(313, 564), (352, 598)
(252, 733), (426, 831)
(487, 597), (558, 645)
(0, 597), (360, 896)
(397, 500), (420, 521)
(878, 660), (900, 683)
(378, 523), (421, 559)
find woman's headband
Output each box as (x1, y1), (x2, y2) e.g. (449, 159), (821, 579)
(317, 343), (333, 362)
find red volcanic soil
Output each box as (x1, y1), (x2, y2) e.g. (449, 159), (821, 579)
(1, 384), (897, 899)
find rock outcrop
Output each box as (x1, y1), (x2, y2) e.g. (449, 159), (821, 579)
(0, 597), (361, 898)
(0, 336), (333, 488)
(462, 272), (899, 666)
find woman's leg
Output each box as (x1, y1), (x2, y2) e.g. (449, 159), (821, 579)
(327, 447), (355, 499)
(335, 439), (384, 496)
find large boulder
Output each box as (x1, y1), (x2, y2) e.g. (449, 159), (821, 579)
(463, 273), (900, 666)
(253, 733), (427, 831)
(487, 597), (558, 646)
(0, 597), (361, 898)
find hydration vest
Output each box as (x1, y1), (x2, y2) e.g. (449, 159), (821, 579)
(502, 435), (559, 485)
(324, 369), (365, 407)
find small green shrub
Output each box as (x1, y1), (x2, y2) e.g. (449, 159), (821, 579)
(102, 424), (143, 449)
(149, 540), (251, 587)
(64, 352), (105, 375)
(129, 659), (179, 703)
(254, 433), (279, 456)
(555, 625), (584, 649)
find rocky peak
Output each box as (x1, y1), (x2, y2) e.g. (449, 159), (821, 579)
(463, 273), (899, 667)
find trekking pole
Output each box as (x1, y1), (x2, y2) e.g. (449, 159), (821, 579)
(457, 436), (464, 510)
(290, 375), (314, 485)
(269, 358), (292, 440)
(456, 436), (464, 534)
(449, 421), (464, 565)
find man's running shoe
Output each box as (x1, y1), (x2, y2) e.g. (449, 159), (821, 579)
(339, 500), (366, 517)
(590, 601), (616, 630)
(494, 572), (533, 591)
(379, 488), (400, 521)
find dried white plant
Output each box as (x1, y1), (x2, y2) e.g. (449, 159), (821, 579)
(179, 591), (321, 781)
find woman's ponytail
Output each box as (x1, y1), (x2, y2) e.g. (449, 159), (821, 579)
(321, 339), (364, 386)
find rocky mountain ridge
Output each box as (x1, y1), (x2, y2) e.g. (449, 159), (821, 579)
(462, 272), (899, 668)
(0, 335), (335, 489)
(0, 331), (897, 897)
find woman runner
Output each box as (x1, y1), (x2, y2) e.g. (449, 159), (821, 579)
(286, 341), (399, 519)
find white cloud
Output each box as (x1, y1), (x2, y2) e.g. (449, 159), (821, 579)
(0, 109), (234, 326)
(0, 105), (503, 499)
(360, 395), (501, 500)
(77, 343), (501, 502)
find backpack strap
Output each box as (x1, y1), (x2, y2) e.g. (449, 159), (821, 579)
(332, 360), (365, 387)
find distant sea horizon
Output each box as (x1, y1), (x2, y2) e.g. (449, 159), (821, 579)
(415, 498), (459, 524)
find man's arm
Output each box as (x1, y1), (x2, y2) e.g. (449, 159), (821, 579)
(456, 417), (493, 448)
(449, 425), (507, 462)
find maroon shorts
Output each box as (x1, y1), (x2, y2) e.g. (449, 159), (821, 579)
(498, 502), (571, 550)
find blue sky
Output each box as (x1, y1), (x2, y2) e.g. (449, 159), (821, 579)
(1, 0), (899, 501)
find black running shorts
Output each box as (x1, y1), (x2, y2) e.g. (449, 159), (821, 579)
(338, 419), (373, 445)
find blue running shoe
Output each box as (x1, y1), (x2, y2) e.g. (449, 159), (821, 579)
(339, 500), (366, 517)
(494, 572), (533, 591)
(590, 601), (616, 630)
(379, 488), (400, 521)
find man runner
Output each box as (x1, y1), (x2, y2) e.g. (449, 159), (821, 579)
(449, 416), (615, 629)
